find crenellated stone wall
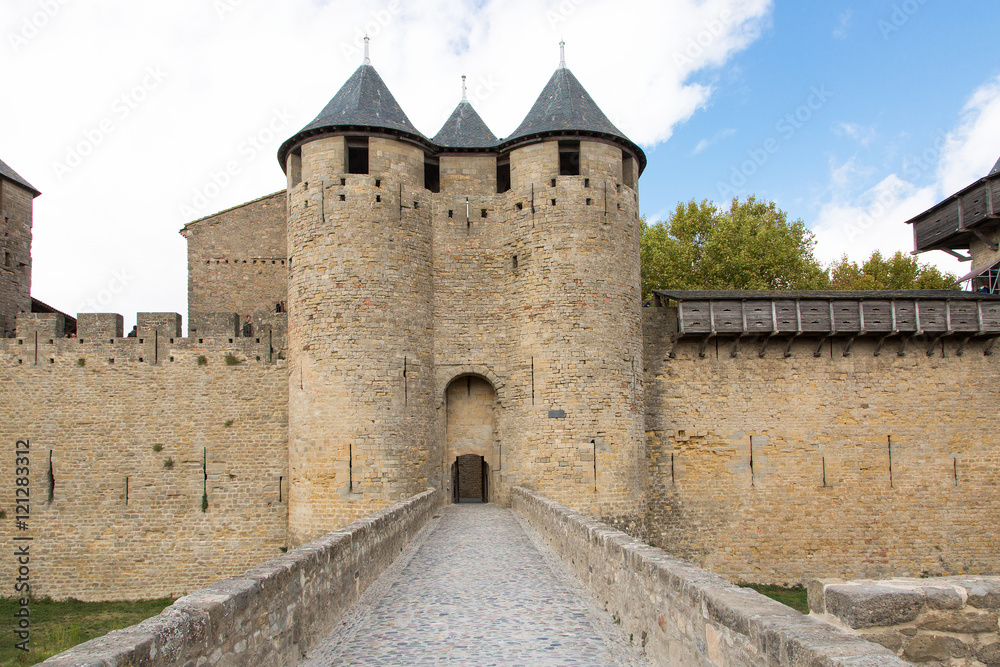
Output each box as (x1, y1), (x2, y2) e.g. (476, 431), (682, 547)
(0, 312), (289, 600)
(643, 304), (1000, 584)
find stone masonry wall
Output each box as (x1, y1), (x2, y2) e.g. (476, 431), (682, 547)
(41, 489), (441, 667)
(808, 578), (1000, 665)
(181, 191), (287, 325)
(430, 139), (647, 533)
(0, 177), (33, 338)
(512, 487), (907, 667)
(0, 313), (289, 600)
(643, 305), (1000, 585)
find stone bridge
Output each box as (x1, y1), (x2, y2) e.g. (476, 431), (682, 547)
(42, 489), (908, 666)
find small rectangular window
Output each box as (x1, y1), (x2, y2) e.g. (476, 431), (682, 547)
(288, 149), (303, 187)
(622, 152), (638, 189)
(424, 159), (440, 193)
(496, 157), (511, 193)
(559, 141), (580, 176)
(346, 137), (369, 175)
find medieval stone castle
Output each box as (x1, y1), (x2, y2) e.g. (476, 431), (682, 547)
(1, 46), (998, 601)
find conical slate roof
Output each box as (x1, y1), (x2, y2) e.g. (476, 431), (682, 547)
(278, 64), (426, 167)
(505, 67), (629, 145)
(0, 157), (40, 197)
(432, 101), (499, 149)
(990, 155), (1000, 176)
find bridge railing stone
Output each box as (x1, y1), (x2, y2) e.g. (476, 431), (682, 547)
(511, 486), (909, 667)
(808, 577), (1000, 665)
(40, 488), (442, 667)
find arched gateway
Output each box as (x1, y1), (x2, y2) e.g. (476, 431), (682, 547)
(445, 375), (498, 503)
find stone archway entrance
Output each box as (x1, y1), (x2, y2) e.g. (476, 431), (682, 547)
(445, 375), (497, 504)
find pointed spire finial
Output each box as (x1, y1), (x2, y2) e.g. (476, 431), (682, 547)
(461, 75), (468, 102)
(364, 36), (371, 65)
(559, 40), (566, 68)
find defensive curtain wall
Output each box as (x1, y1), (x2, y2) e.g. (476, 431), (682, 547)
(644, 292), (1000, 585)
(0, 311), (289, 600)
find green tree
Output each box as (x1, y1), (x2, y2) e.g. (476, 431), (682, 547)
(640, 197), (828, 299)
(827, 251), (959, 290)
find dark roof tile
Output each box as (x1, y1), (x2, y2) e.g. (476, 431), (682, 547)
(279, 64), (424, 167)
(432, 101), (499, 149)
(0, 157), (40, 196)
(506, 67), (627, 143)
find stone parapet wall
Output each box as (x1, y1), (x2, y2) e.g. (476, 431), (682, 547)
(643, 305), (1000, 583)
(809, 578), (1000, 665)
(40, 489), (442, 667)
(512, 487), (907, 666)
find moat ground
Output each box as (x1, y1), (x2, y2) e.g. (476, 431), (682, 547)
(0, 597), (173, 666)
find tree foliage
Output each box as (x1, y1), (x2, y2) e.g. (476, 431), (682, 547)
(640, 197), (961, 299)
(827, 251), (959, 290)
(640, 197), (827, 299)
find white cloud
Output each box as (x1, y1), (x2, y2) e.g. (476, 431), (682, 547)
(834, 121), (876, 147)
(693, 128), (737, 155)
(5, 0), (773, 323)
(833, 10), (852, 40)
(812, 74), (1000, 277)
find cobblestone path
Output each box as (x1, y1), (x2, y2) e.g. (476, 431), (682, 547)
(300, 503), (650, 666)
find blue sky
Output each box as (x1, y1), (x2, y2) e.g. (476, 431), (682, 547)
(3, 0), (999, 323)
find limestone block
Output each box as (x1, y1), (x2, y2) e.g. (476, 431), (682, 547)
(977, 641), (1000, 667)
(190, 312), (239, 338)
(918, 609), (999, 634)
(138, 312), (182, 337)
(825, 584), (925, 629)
(902, 634), (968, 662)
(15, 311), (62, 338)
(77, 313), (124, 339)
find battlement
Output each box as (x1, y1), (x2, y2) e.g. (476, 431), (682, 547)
(2, 310), (288, 368)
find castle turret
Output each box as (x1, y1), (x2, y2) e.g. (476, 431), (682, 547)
(495, 45), (648, 532)
(279, 46), (437, 544)
(0, 157), (39, 338)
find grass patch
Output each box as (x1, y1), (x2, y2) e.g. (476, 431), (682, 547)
(224, 354), (239, 366)
(740, 583), (809, 614)
(196, 355), (208, 366)
(0, 596), (173, 664)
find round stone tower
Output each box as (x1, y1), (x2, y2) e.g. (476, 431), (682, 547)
(278, 43), (648, 542)
(278, 52), (437, 545)
(495, 49), (648, 533)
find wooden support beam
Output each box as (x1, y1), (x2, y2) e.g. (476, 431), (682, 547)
(956, 336), (971, 357)
(814, 335), (831, 358)
(843, 336), (856, 357)
(698, 333), (715, 358)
